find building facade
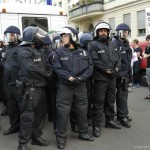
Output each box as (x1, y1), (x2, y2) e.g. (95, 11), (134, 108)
(68, 0), (150, 41)
(0, 0), (48, 4)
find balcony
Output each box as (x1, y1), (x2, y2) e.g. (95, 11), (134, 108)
(69, 1), (104, 22)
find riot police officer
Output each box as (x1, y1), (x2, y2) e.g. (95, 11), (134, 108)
(48, 34), (62, 129)
(112, 23), (132, 128)
(53, 26), (94, 149)
(2, 26), (21, 135)
(79, 32), (94, 125)
(17, 26), (49, 150)
(41, 35), (54, 122)
(88, 22), (122, 137)
(0, 38), (8, 116)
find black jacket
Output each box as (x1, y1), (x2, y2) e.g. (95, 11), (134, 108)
(53, 45), (93, 84)
(3, 44), (20, 83)
(112, 38), (132, 78)
(88, 40), (121, 81)
(17, 46), (49, 87)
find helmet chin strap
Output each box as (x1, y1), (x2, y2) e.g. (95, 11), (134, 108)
(9, 42), (17, 46)
(64, 42), (71, 48)
(98, 35), (109, 43)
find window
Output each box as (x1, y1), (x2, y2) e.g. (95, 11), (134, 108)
(137, 10), (145, 36)
(109, 17), (115, 34)
(22, 17), (48, 32)
(123, 13), (131, 36)
(123, 13), (131, 28)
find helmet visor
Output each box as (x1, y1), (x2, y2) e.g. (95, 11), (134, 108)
(118, 30), (130, 39)
(35, 28), (47, 39)
(4, 33), (20, 43)
(53, 39), (62, 49)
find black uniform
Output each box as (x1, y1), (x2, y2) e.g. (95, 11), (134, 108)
(89, 39), (121, 127)
(41, 47), (56, 122)
(2, 44), (20, 132)
(17, 46), (48, 144)
(0, 47), (6, 104)
(112, 38), (132, 119)
(0, 47), (4, 101)
(53, 45), (93, 144)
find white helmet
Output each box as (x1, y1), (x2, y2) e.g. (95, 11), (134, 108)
(94, 22), (111, 37)
(60, 26), (78, 42)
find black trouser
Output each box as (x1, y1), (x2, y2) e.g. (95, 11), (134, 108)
(92, 78), (116, 127)
(69, 104), (77, 127)
(69, 77), (93, 127)
(116, 79), (129, 118)
(86, 77), (93, 119)
(18, 86), (47, 144)
(4, 84), (20, 129)
(55, 83), (88, 144)
(45, 78), (57, 122)
(0, 76), (7, 105)
(133, 61), (140, 84)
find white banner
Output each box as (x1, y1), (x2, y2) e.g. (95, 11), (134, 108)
(146, 8), (150, 32)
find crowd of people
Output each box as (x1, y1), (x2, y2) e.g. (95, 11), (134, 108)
(0, 21), (150, 150)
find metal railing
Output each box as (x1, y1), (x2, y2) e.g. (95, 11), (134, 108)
(69, 1), (104, 19)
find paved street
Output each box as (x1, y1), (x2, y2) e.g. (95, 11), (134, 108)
(0, 86), (150, 150)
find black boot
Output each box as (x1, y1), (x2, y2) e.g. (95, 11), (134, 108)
(93, 126), (101, 137)
(117, 116), (132, 122)
(79, 133), (94, 141)
(126, 116), (132, 122)
(31, 137), (49, 146)
(3, 126), (19, 135)
(57, 142), (66, 149)
(119, 117), (131, 128)
(105, 120), (122, 129)
(18, 143), (30, 150)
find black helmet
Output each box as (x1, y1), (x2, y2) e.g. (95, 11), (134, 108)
(146, 34), (150, 41)
(4, 26), (20, 34)
(20, 26), (47, 46)
(52, 35), (62, 49)
(79, 32), (93, 47)
(116, 23), (131, 32)
(115, 23), (131, 39)
(60, 26), (78, 42)
(42, 35), (52, 44)
(4, 26), (20, 43)
(53, 35), (62, 42)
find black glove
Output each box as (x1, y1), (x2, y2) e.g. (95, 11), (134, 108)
(69, 77), (82, 86)
(109, 69), (118, 78)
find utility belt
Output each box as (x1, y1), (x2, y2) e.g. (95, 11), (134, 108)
(117, 77), (130, 84)
(16, 80), (43, 97)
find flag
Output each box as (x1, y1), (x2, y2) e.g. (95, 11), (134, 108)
(47, 0), (52, 5)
